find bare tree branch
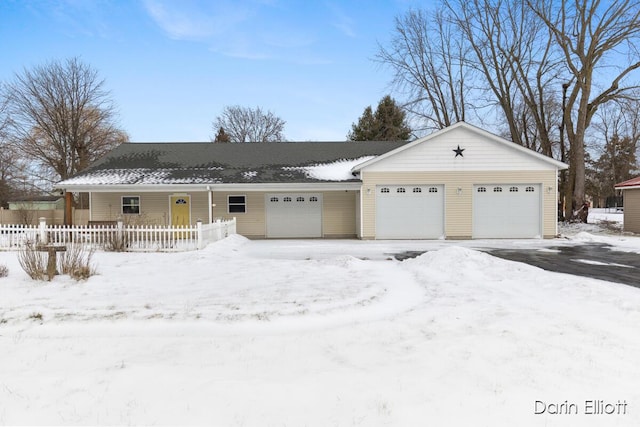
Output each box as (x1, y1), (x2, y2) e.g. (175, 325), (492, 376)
(375, 8), (470, 132)
(529, 0), (640, 220)
(211, 105), (286, 143)
(2, 57), (127, 184)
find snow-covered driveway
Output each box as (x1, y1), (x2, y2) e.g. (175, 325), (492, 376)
(1, 230), (639, 426)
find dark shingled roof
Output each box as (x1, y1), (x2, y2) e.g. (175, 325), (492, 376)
(60, 141), (408, 185)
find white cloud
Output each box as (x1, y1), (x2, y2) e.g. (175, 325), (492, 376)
(142, 0), (251, 41)
(326, 2), (357, 38)
(142, 0), (330, 63)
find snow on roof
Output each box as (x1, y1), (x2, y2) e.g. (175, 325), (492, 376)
(283, 156), (374, 181)
(59, 168), (224, 185)
(59, 157), (373, 187)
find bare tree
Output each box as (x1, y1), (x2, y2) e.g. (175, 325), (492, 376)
(530, 0), (640, 220)
(0, 144), (25, 208)
(0, 87), (23, 207)
(211, 106), (286, 143)
(444, 0), (562, 157)
(587, 99), (640, 205)
(3, 57), (127, 184)
(376, 8), (469, 132)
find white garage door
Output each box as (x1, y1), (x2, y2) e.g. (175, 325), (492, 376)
(473, 184), (541, 238)
(376, 185), (445, 239)
(265, 193), (322, 238)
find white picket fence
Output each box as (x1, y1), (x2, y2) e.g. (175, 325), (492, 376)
(0, 217), (236, 252)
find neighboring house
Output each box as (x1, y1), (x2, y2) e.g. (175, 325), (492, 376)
(57, 122), (568, 239)
(615, 176), (640, 232)
(8, 196), (65, 211)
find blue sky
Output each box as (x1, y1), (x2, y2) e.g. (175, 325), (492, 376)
(0, 0), (428, 142)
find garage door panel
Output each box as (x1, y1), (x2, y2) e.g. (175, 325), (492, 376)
(266, 193), (322, 238)
(376, 185), (444, 239)
(473, 184), (541, 238)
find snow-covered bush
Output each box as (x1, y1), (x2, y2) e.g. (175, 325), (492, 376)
(0, 264), (7, 278)
(18, 243), (47, 280)
(18, 243), (96, 281)
(59, 244), (96, 280)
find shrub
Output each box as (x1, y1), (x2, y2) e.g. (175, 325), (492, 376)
(18, 243), (47, 280)
(59, 243), (96, 280)
(0, 264), (8, 278)
(18, 243), (96, 281)
(104, 230), (128, 252)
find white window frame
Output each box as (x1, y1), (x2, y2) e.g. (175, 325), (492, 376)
(122, 195), (140, 215)
(228, 195), (247, 213)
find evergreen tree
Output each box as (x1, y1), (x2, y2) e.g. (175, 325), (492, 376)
(348, 95), (411, 141)
(213, 126), (231, 143)
(586, 134), (637, 205)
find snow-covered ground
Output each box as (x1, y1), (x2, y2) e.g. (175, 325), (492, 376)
(1, 209), (639, 426)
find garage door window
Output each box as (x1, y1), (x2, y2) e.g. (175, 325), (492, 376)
(494, 187), (503, 192)
(270, 197), (278, 202)
(429, 187), (438, 193)
(510, 187), (519, 192)
(297, 197), (305, 202)
(310, 196), (319, 202)
(228, 195), (246, 213)
(526, 186), (535, 192)
(284, 197), (292, 202)
(397, 188), (406, 193)
(413, 187), (422, 193)
(477, 187), (486, 192)
(381, 188), (390, 193)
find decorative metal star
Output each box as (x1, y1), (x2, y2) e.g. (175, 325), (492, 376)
(453, 145), (465, 157)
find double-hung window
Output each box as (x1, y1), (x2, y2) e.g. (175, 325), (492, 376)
(122, 196), (140, 214)
(228, 195), (246, 213)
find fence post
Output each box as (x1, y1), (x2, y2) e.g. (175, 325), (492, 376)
(196, 219), (203, 249)
(117, 216), (124, 247)
(39, 217), (48, 244)
(215, 218), (222, 241)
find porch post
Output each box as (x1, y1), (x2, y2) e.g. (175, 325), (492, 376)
(207, 187), (213, 224)
(64, 191), (73, 226)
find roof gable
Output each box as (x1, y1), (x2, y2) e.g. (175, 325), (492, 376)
(353, 122), (568, 173)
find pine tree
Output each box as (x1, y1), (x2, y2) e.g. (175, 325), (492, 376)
(586, 134), (637, 205)
(213, 127), (231, 143)
(348, 96), (411, 141)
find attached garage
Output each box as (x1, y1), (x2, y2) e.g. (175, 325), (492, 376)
(473, 184), (542, 238)
(354, 122), (568, 240)
(375, 185), (444, 239)
(265, 193), (323, 238)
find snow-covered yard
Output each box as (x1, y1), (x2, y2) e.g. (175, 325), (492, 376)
(1, 209), (639, 426)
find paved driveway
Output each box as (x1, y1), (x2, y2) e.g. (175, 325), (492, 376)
(396, 243), (640, 287)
